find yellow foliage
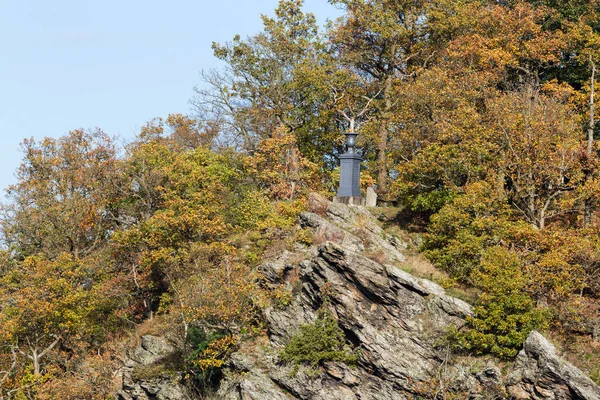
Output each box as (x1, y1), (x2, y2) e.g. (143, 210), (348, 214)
(196, 335), (238, 372)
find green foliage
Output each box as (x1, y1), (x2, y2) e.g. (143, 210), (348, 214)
(448, 246), (550, 359)
(185, 327), (236, 393)
(423, 181), (526, 282)
(230, 189), (293, 231)
(280, 306), (358, 371)
(424, 183), (556, 358)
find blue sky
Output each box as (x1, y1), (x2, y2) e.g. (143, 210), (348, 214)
(0, 0), (341, 194)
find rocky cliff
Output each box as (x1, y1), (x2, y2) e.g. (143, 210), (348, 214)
(118, 194), (600, 400)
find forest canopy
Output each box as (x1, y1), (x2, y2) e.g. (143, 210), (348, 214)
(2, 0), (600, 397)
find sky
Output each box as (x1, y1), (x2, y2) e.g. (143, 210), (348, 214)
(0, 0), (342, 194)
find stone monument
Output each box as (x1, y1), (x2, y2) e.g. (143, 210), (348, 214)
(366, 186), (378, 207)
(334, 132), (365, 206)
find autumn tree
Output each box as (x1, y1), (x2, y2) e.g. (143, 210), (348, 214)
(0, 254), (121, 377)
(192, 0), (332, 157)
(244, 125), (320, 200)
(329, 0), (433, 194)
(488, 83), (584, 229)
(1, 130), (119, 259)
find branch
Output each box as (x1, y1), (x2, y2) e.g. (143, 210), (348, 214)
(356, 88), (383, 119)
(336, 108), (353, 124)
(37, 335), (61, 360)
(0, 346), (17, 385)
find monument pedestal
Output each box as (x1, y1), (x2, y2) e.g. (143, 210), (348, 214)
(333, 196), (365, 206)
(335, 132), (364, 206)
(337, 152), (362, 195)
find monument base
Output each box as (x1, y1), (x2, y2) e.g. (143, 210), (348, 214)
(334, 196), (365, 206)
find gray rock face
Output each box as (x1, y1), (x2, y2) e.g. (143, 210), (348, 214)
(117, 193), (600, 400)
(116, 335), (191, 400)
(218, 194), (600, 400)
(300, 198), (406, 263)
(507, 331), (600, 400)
(218, 239), (481, 399)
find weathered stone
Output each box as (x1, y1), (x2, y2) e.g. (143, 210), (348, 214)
(217, 194), (600, 400)
(299, 212), (365, 254)
(366, 186), (377, 207)
(116, 336), (191, 400)
(302, 194), (407, 262)
(507, 331), (600, 400)
(333, 196), (365, 206)
(219, 239), (475, 399)
(258, 250), (295, 283)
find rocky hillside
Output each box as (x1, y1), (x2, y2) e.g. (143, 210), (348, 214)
(117, 194), (600, 400)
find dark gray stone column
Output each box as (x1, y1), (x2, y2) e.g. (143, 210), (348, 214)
(335, 132), (364, 206)
(337, 153), (362, 197)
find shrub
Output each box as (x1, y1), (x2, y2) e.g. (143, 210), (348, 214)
(185, 327), (237, 393)
(280, 305), (358, 370)
(448, 246), (549, 359)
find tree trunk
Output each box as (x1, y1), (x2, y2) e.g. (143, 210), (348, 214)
(589, 59), (595, 156)
(289, 143), (300, 200)
(32, 350), (40, 376)
(377, 74), (393, 196)
(28, 335), (61, 376)
(496, 170), (505, 198)
(585, 58), (596, 227)
(584, 198), (593, 227)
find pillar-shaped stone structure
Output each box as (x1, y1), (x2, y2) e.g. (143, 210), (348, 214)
(334, 132), (364, 206)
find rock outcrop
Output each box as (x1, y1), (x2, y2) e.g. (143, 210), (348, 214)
(219, 241), (476, 400)
(507, 332), (600, 399)
(116, 336), (191, 400)
(218, 194), (600, 400)
(119, 193), (600, 399)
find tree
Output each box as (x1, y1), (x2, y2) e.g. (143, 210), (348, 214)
(244, 125), (320, 200)
(488, 83), (584, 229)
(2, 130), (119, 259)
(0, 254), (118, 376)
(329, 0), (432, 194)
(192, 0), (332, 158)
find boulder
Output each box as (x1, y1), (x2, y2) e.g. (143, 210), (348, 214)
(507, 331), (600, 400)
(115, 336), (191, 400)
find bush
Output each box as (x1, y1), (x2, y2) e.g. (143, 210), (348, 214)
(280, 306), (358, 370)
(422, 181), (522, 283)
(448, 246), (549, 358)
(185, 327), (237, 393)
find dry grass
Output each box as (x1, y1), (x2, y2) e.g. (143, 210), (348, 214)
(364, 248), (390, 264)
(544, 330), (600, 385)
(395, 251), (479, 304)
(400, 254), (447, 282)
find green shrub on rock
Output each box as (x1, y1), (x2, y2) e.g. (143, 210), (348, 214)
(280, 306), (358, 369)
(449, 246), (549, 359)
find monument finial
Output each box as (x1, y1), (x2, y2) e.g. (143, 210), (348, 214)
(345, 132), (358, 154)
